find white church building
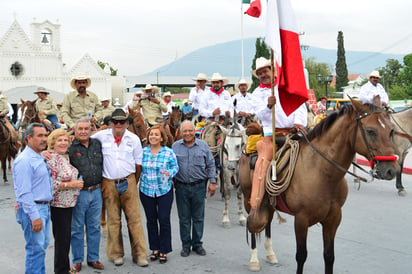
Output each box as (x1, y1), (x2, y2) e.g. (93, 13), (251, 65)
(0, 18), (113, 105)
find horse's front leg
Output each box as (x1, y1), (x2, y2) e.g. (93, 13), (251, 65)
(1, 157), (7, 183)
(321, 209), (342, 274)
(294, 215), (309, 274)
(396, 161), (406, 196)
(249, 233), (260, 271)
(222, 167), (231, 228)
(264, 215), (278, 264)
(236, 184), (246, 226)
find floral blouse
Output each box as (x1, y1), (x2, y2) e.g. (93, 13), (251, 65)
(47, 150), (79, 208)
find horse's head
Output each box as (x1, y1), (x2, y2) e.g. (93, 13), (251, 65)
(219, 123), (246, 166)
(19, 99), (39, 130)
(127, 107), (148, 145)
(169, 106), (182, 128)
(350, 99), (399, 180)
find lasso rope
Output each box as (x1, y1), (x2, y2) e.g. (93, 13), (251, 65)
(265, 137), (300, 197)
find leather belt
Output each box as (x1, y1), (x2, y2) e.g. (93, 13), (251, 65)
(176, 179), (204, 186)
(35, 201), (50, 204)
(81, 184), (101, 191)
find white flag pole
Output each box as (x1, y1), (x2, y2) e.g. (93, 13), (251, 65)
(241, 0), (245, 79)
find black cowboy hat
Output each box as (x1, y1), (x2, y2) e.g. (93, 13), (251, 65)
(111, 109), (128, 121)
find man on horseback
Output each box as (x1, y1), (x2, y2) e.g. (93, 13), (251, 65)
(162, 91), (176, 120)
(94, 97), (115, 125)
(189, 73), (208, 119)
(137, 84), (168, 127)
(60, 73), (100, 130)
(249, 57), (307, 209)
(34, 87), (61, 129)
(359, 70), (389, 107)
(198, 72), (233, 121)
(232, 79), (254, 123)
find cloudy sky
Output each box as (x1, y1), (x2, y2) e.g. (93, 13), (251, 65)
(1, 0), (411, 76)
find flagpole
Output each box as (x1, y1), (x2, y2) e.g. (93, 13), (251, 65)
(241, 0), (245, 79)
(270, 48), (277, 181)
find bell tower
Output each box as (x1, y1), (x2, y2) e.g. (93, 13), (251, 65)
(31, 18), (61, 52)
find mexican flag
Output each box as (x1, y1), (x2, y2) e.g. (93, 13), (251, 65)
(265, 0), (308, 116)
(244, 0), (262, 18)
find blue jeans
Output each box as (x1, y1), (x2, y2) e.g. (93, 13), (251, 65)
(71, 188), (102, 263)
(140, 189), (174, 254)
(17, 203), (51, 274)
(115, 180), (128, 196)
(46, 114), (61, 129)
(175, 182), (206, 249)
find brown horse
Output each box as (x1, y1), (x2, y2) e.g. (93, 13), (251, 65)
(127, 107), (148, 146)
(0, 117), (12, 183)
(239, 101), (399, 273)
(164, 106), (182, 146)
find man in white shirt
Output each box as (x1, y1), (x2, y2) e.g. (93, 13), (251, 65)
(92, 109), (148, 268)
(232, 79), (253, 121)
(249, 57), (307, 210)
(199, 73), (233, 120)
(359, 70), (389, 107)
(189, 73), (208, 118)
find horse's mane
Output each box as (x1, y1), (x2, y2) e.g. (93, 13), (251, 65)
(306, 103), (379, 141)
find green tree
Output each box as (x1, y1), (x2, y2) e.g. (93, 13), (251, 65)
(379, 58), (402, 91)
(250, 37), (270, 92)
(97, 60), (118, 76)
(335, 31), (349, 92)
(305, 57), (334, 99)
(399, 54), (412, 97)
(388, 84), (409, 100)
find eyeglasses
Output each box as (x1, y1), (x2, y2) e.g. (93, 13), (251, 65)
(111, 120), (127, 125)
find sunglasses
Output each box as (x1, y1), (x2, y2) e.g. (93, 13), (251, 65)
(111, 120), (127, 125)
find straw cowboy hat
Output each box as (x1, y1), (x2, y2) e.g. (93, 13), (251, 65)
(251, 57), (271, 78)
(192, 73), (208, 81)
(209, 72), (229, 86)
(162, 91), (173, 98)
(235, 79), (252, 91)
(111, 108), (128, 121)
(70, 73), (91, 89)
(368, 70), (381, 79)
(142, 84), (159, 93)
(147, 116), (163, 126)
(182, 99), (189, 104)
(34, 86), (50, 95)
(100, 97), (111, 102)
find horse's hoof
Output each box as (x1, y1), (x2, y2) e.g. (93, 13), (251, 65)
(398, 189), (407, 196)
(266, 254), (278, 265)
(249, 261), (260, 272)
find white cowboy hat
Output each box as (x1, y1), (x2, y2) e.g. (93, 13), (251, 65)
(142, 84), (159, 93)
(100, 97), (111, 102)
(70, 73), (91, 89)
(235, 79), (252, 91)
(209, 72), (229, 86)
(192, 72), (208, 81)
(34, 86), (50, 95)
(251, 57), (271, 78)
(182, 99), (189, 104)
(368, 70), (381, 79)
(162, 91), (173, 98)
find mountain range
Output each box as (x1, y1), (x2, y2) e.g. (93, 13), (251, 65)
(146, 37), (405, 77)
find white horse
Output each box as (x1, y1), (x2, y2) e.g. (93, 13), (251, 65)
(218, 122), (247, 227)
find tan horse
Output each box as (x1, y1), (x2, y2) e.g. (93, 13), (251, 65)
(239, 100), (399, 273)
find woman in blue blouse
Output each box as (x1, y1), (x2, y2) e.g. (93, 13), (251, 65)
(140, 125), (179, 264)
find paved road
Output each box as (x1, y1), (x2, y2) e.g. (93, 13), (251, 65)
(1, 170), (412, 274)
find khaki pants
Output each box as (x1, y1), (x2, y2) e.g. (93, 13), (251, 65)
(102, 174), (147, 261)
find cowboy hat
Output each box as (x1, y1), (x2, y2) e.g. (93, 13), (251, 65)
(70, 73), (91, 89)
(251, 57), (271, 78)
(162, 91), (173, 98)
(111, 108), (128, 121)
(209, 73), (229, 86)
(235, 79), (252, 91)
(100, 97), (111, 102)
(56, 102), (62, 106)
(147, 116), (163, 126)
(142, 84), (159, 93)
(135, 90), (144, 95)
(34, 86), (50, 95)
(192, 72), (208, 81)
(368, 70), (381, 79)
(182, 99), (189, 104)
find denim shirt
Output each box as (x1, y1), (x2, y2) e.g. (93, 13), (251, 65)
(68, 138), (103, 188)
(172, 138), (216, 183)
